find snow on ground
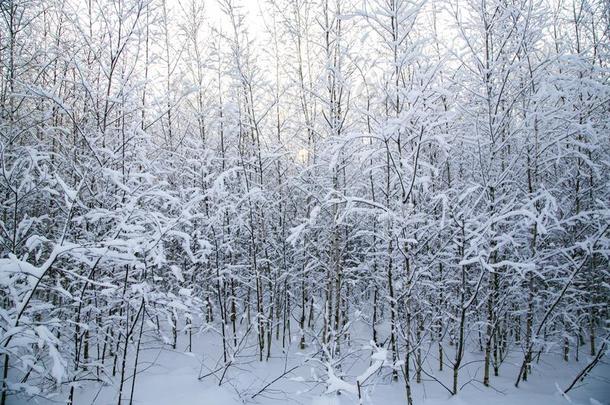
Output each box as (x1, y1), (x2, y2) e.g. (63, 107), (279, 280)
(10, 323), (610, 405)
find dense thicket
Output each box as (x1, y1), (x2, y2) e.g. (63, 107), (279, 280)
(0, 0), (608, 403)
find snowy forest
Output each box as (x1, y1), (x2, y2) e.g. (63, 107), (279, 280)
(1, 0), (609, 404)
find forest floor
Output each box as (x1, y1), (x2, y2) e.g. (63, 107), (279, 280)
(11, 322), (610, 405)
